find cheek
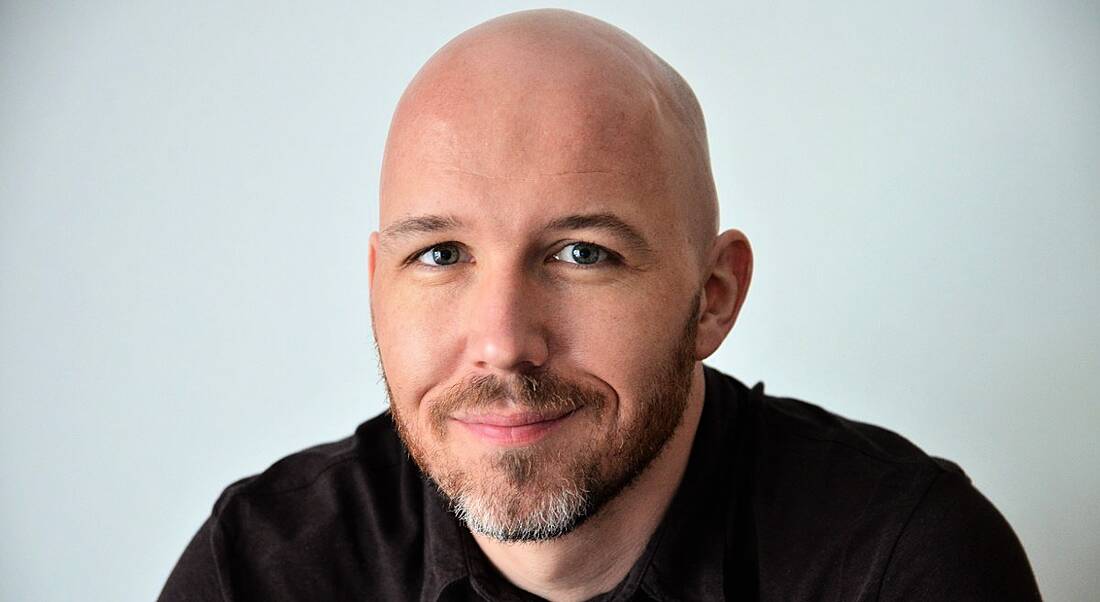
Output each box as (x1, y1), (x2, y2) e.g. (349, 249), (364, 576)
(561, 284), (693, 418)
(372, 284), (463, 428)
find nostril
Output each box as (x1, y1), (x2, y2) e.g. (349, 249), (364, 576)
(468, 326), (550, 373)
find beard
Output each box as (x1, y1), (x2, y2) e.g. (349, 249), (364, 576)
(382, 292), (700, 542)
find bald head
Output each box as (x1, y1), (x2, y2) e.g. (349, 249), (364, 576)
(369, 16), (753, 544)
(380, 9), (719, 256)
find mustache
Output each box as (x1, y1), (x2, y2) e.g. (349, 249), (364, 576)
(428, 371), (607, 434)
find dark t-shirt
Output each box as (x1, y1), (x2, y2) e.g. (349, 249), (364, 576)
(159, 366), (1042, 601)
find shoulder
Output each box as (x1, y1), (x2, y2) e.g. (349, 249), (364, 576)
(705, 366), (950, 518)
(160, 412), (430, 601)
(705, 365), (942, 478)
(210, 411), (424, 539)
(212, 410), (407, 517)
(703, 366), (1039, 599)
(877, 460), (1042, 600)
(211, 412), (426, 588)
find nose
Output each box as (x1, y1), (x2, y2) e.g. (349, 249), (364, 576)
(464, 268), (550, 374)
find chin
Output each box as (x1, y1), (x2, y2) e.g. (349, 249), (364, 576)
(430, 448), (599, 542)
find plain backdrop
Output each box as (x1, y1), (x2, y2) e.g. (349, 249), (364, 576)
(2, 1), (1097, 600)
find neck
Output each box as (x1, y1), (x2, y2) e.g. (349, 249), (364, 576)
(471, 365), (707, 602)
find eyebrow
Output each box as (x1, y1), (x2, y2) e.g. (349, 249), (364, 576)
(379, 214), (464, 241)
(378, 211), (653, 255)
(544, 213), (654, 255)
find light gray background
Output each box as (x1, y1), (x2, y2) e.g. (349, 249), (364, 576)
(2, 1), (1096, 600)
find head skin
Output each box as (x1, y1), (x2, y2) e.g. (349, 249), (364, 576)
(368, 8), (752, 599)
(380, 9), (720, 265)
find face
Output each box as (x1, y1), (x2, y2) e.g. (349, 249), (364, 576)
(370, 73), (708, 541)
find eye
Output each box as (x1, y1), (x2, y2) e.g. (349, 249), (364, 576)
(553, 242), (610, 266)
(415, 243), (467, 267)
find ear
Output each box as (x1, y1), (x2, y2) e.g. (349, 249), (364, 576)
(368, 231), (380, 290)
(694, 229), (753, 360)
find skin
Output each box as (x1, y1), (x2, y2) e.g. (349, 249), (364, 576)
(368, 9), (753, 601)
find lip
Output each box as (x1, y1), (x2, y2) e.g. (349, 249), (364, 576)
(452, 408), (578, 446)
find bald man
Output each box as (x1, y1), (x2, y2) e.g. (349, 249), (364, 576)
(160, 9), (1040, 601)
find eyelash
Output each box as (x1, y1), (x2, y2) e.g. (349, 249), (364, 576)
(402, 241), (621, 268)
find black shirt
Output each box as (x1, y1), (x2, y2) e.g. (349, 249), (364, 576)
(159, 366), (1042, 601)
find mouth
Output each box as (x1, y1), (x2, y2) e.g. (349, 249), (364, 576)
(451, 407), (580, 446)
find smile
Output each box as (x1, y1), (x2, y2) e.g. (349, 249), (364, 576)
(452, 408), (579, 446)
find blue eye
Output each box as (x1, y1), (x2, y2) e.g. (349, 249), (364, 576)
(554, 242), (608, 265)
(417, 243), (465, 266)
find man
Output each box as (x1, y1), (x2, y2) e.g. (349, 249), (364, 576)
(160, 9), (1041, 601)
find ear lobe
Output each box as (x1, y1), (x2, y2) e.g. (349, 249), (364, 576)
(694, 229), (753, 359)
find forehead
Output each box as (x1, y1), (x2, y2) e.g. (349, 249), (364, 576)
(385, 174), (682, 252)
(380, 88), (683, 235)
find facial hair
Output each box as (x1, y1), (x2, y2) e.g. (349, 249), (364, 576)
(383, 291), (700, 542)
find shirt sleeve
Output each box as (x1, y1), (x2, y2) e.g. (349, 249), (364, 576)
(157, 514), (229, 602)
(878, 467), (1042, 601)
